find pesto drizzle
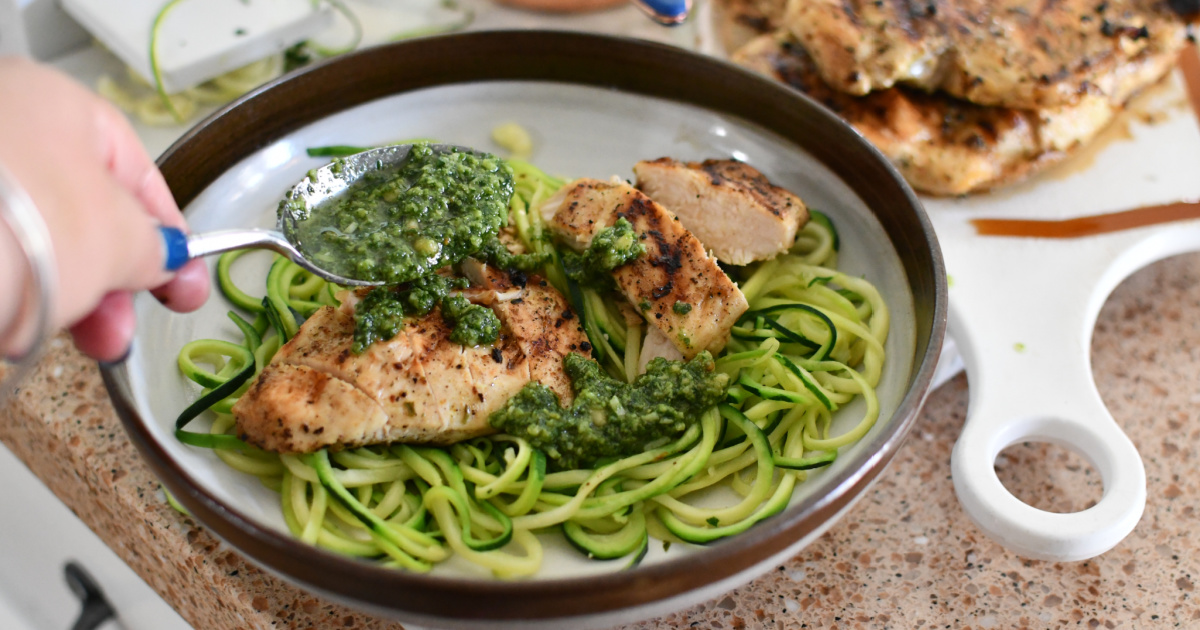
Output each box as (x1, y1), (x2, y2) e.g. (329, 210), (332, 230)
(476, 233), (552, 273)
(561, 217), (645, 289)
(352, 275), (498, 353)
(489, 352), (728, 470)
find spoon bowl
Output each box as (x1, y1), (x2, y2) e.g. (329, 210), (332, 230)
(162, 143), (474, 286)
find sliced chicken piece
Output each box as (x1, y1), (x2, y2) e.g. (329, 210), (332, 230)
(615, 301), (644, 327)
(637, 326), (685, 375)
(634, 157), (809, 265)
(232, 268), (587, 453)
(541, 178), (749, 357)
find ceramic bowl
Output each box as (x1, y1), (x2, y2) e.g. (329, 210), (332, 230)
(102, 30), (947, 629)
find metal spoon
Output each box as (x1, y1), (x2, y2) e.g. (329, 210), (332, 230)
(160, 144), (465, 287)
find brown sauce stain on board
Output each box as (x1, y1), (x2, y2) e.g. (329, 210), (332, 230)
(971, 201), (1200, 238)
(974, 47), (1200, 238)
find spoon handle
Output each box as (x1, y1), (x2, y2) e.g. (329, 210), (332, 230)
(159, 226), (377, 286)
(188, 228), (295, 259)
(161, 226), (297, 271)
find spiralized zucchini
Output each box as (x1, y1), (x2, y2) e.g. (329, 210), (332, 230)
(174, 156), (889, 577)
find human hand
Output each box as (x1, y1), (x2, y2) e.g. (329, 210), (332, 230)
(0, 57), (210, 363)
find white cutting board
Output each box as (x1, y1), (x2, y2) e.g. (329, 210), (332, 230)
(60, 0), (333, 92)
(925, 69), (1200, 561)
(693, 3), (1200, 562)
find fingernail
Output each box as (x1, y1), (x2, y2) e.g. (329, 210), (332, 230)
(151, 286), (171, 307)
(160, 226), (189, 272)
(98, 347), (132, 368)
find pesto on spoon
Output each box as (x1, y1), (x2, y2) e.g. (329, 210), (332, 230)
(161, 143), (513, 287)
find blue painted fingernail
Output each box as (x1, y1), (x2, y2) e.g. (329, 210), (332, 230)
(160, 226), (189, 272)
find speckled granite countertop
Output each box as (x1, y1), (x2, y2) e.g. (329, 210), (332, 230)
(2, 250), (1199, 629)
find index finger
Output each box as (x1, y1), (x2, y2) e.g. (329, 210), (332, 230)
(93, 96), (186, 230)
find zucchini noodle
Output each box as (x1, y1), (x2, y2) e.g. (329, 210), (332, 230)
(174, 155), (889, 577)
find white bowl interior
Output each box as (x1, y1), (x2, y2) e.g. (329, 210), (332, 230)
(128, 80), (917, 580)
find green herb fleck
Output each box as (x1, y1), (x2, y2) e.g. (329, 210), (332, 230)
(706, 516), (719, 527)
(673, 301), (693, 315)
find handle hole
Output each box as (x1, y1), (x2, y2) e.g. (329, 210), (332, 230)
(995, 440), (1102, 514)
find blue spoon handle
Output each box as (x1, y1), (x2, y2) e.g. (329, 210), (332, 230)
(631, 0), (691, 25)
(160, 226), (189, 271)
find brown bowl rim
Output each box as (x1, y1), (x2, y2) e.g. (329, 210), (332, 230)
(102, 29), (947, 622)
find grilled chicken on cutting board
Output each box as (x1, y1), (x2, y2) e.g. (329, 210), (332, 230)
(784, 0), (1193, 110)
(733, 32), (1174, 195)
(634, 157), (808, 265)
(231, 267), (588, 453)
(541, 178), (749, 357)
(719, 0), (1192, 194)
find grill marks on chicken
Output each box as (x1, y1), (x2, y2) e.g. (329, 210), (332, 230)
(542, 178), (749, 358)
(634, 158), (809, 265)
(786, 0), (1192, 110)
(231, 271), (588, 453)
(721, 0), (1191, 194)
(732, 32), (1176, 195)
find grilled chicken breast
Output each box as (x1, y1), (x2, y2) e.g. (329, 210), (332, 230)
(634, 157), (809, 265)
(231, 270), (588, 453)
(732, 33), (1170, 195)
(784, 0), (1193, 110)
(541, 178), (749, 357)
(460, 258), (590, 398)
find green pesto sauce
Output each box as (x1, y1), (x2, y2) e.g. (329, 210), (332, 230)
(477, 233), (552, 273)
(561, 217), (645, 289)
(291, 144), (513, 284)
(489, 352), (729, 470)
(353, 274), (500, 353)
(673, 301), (693, 315)
(441, 295), (500, 346)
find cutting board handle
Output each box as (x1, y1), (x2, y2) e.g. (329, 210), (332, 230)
(942, 240), (1156, 561)
(944, 225), (1200, 559)
(950, 396), (1145, 561)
